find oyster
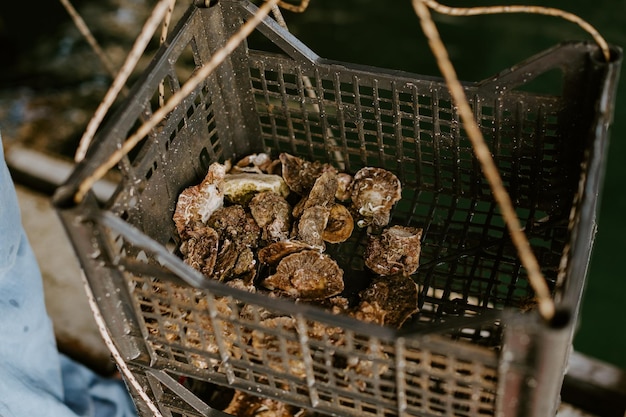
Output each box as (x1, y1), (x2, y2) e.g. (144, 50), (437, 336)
(222, 172), (290, 205)
(173, 162), (226, 236)
(231, 153), (274, 174)
(303, 170), (337, 209)
(249, 191), (292, 243)
(211, 241), (256, 282)
(358, 274), (419, 328)
(322, 204), (354, 244)
(207, 205), (261, 248)
(224, 390), (300, 417)
(279, 152), (337, 195)
(297, 205), (330, 249)
(364, 225), (422, 276)
(262, 250), (344, 300)
(206, 206), (261, 281)
(258, 240), (316, 266)
(179, 226), (219, 277)
(351, 167), (402, 229)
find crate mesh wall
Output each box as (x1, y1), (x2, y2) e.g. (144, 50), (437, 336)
(118, 270), (499, 416)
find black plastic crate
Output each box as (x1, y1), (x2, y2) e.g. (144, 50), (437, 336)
(54, 1), (622, 416)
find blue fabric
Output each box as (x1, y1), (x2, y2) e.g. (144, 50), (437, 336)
(0, 134), (137, 417)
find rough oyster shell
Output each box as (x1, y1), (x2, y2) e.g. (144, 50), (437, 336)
(261, 250), (344, 300)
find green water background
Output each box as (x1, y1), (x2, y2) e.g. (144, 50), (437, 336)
(277, 0), (626, 368)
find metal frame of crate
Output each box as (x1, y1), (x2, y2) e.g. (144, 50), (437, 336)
(53, 1), (622, 416)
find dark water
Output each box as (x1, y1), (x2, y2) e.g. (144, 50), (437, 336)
(0, 0), (624, 368)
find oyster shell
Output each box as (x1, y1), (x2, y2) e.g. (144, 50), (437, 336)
(262, 250), (344, 300)
(249, 191), (292, 243)
(279, 152), (337, 195)
(364, 225), (422, 276)
(257, 240), (317, 266)
(206, 206), (260, 281)
(231, 153), (273, 174)
(222, 172), (290, 205)
(179, 226), (219, 277)
(207, 205), (261, 248)
(297, 205), (330, 249)
(351, 167), (402, 229)
(322, 204), (354, 244)
(208, 239), (255, 282)
(335, 172), (353, 202)
(358, 274), (419, 328)
(173, 162), (226, 236)
(224, 390), (300, 417)
(303, 170), (337, 209)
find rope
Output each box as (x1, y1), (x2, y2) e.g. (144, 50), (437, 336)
(422, 0), (610, 61)
(277, 0), (310, 13)
(74, 0), (174, 163)
(58, 0), (118, 80)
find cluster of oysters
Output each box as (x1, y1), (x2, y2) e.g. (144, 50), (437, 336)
(173, 152), (422, 323)
(170, 153), (423, 415)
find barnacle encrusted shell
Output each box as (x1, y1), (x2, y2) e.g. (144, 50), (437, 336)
(351, 167), (402, 229)
(209, 239), (255, 282)
(173, 162), (227, 236)
(322, 204), (354, 244)
(206, 206), (260, 281)
(222, 172), (290, 205)
(358, 274), (419, 328)
(207, 205), (261, 248)
(262, 250), (344, 300)
(351, 300), (387, 326)
(279, 152), (337, 195)
(224, 390), (300, 417)
(179, 226), (219, 277)
(249, 191), (292, 243)
(364, 225), (422, 276)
